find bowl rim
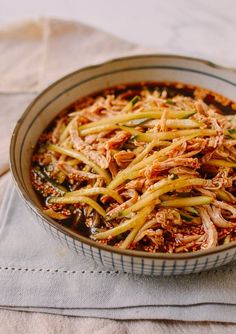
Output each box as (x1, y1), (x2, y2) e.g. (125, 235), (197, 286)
(10, 53), (236, 261)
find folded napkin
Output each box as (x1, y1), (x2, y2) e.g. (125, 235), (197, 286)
(1, 180), (236, 322)
(0, 18), (148, 175)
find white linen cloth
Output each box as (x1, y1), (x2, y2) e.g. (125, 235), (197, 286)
(1, 183), (236, 322)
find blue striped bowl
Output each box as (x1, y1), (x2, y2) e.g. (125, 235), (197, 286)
(10, 54), (236, 275)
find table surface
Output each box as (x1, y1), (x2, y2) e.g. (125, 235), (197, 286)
(1, 1), (236, 333)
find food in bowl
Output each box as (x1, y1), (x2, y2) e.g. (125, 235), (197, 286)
(31, 81), (236, 254)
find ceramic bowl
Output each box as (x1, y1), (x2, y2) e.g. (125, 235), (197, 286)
(10, 54), (236, 276)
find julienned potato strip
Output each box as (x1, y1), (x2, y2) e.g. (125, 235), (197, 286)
(31, 82), (236, 253)
(78, 109), (195, 130)
(64, 187), (123, 203)
(161, 196), (213, 207)
(121, 178), (207, 215)
(49, 195), (106, 217)
(134, 129), (217, 142)
(79, 119), (201, 136)
(94, 206), (154, 240)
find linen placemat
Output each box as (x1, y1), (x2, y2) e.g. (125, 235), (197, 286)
(0, 181), (236, 322)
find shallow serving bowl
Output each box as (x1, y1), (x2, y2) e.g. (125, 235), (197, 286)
(10, 54), (236, 276)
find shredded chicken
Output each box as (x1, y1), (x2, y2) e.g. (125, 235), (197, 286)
(124, 179), (146, 192)
(205, 205), (234, 228)
(106, 149), (119, 178)
(213, 200), (236, 217)
(84, 149), (109, 169)
(106, 189), (139, 218)
(198, 207), (218, 249)
(143, 157), (200, 178)
(57, 162), (100, 181)
(156, 208), (182, 230)
(106, 131), (131, 149)
(69, 124), (84, 149)
(52, 118), (65, 144)
(114, 150), (136, 168)
(168, 166), (199, 177)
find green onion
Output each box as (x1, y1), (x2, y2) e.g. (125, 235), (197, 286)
(166, 99), (175, 105)
(169, 174), (178, 180)
(131, 95), (140, 106)
(184, 206), (199, 216)
(225, 129), (236, 139)
(33, 167), (67, 195)
(180, 213), (193, 222)
(122, 96), (140, 113)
